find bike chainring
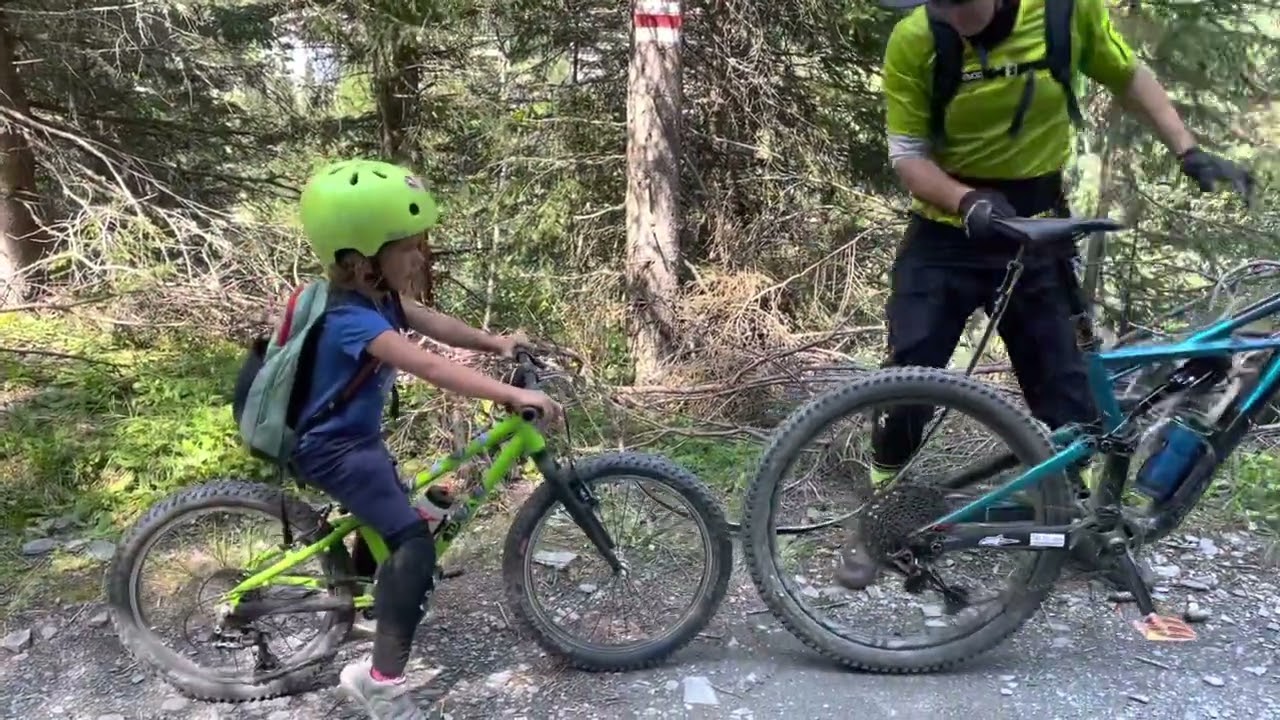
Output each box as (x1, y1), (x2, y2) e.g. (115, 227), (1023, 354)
(859, 480), (950, 562)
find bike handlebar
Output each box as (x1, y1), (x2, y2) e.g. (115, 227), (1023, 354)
(510, 348), (547, 422)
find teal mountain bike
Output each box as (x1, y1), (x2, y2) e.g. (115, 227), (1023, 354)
(107, 352), (732, 701)
(743, 216), (1277, 672)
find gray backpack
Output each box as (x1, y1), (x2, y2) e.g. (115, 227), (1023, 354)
(231, 280), (386, 465)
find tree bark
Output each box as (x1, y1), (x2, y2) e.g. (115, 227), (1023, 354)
(374, 38), (422, 165)
(625, 0), (683, 384)
(0, 11), (45, 305)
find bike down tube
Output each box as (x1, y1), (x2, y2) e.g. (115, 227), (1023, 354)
(430, 420), (536, 558)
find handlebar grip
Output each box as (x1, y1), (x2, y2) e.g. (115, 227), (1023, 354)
(519, 406), (540, 422)
(514, 348), (546, 369)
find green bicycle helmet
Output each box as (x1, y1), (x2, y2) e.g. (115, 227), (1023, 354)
(299, 159), (440, 263)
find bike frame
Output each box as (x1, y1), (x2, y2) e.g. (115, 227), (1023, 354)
(221, 414), (553, 613)
(930, 289), (1280, 547)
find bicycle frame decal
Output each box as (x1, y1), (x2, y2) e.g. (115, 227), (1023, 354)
(221, 414), (548, 609)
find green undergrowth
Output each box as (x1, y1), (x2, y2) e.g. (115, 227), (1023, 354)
(0, 312), (266, 534)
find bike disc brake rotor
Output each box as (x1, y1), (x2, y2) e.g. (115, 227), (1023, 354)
(860, 481), (949, 561)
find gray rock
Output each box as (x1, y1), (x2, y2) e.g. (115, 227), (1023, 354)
(1154, 564), (1181, 579)
(682, 676), (719, 706)
(86, 540), (116, 562)
(1245, 666), (1268, 677)
(664, 679), (679, 693)
(267, 712), (292, 720)
(531, 550), (576, 569)
(21, 538), (58, 556)
(96, 715), (125, 720)
(1, 628), (32, 653)
(160, 696), (188, 712)
(1185, 602), (1213, 623)
(1180, 578), (1213, 592)
(1203, 675), (1225, 687)
(1199, 538), (1220, 557)
(37, 623), (57, 641)
(485, 670), (513, 690)
(1129, 694), (1151, 704)
(88, 611), (110, 628)
(63, 538), (89, 551)
(920, 604), (944, 618)
(1000, 688), (1013, 696)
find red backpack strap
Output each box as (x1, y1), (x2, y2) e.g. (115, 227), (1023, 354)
(276, 285), (308, 345)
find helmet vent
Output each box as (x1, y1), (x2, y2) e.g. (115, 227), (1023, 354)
(372, 170), (387, 179)
(409, 203), (420, 216)
(349, 172), (359, 185)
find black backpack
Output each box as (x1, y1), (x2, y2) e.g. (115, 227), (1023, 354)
(927, 0), (1083, 145)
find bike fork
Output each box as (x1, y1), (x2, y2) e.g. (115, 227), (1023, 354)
(532, 451), (624, 573)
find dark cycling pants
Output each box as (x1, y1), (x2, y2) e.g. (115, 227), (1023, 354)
(871, 225), (1098, 471)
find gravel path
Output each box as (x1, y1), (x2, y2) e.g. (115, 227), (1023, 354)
(3, 529), (1278, 720)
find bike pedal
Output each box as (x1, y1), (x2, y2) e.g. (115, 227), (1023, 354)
(1129, 612), (1197, 642)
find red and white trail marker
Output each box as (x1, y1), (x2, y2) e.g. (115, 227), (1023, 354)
(634, 0), (681, 45)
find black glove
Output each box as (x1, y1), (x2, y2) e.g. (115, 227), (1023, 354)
(958, 189), (1018, 242)
(1179, 147), (1255, 203)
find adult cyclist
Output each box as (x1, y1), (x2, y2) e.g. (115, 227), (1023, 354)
(836, 0), (1255, 591)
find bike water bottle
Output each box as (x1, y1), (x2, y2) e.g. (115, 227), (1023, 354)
(414, 484), (455, 535)
(1134, 420), (1209, 504)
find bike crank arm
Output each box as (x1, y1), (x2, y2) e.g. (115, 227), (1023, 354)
(533, 451), (623, 573)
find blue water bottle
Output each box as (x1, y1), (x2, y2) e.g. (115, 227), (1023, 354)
(1134, 420), (1209, 504)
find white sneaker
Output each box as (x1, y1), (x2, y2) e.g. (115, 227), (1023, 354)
(337, 660), (425, 720)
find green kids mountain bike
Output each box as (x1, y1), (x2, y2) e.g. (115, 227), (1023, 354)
(107, 352), (732, 702)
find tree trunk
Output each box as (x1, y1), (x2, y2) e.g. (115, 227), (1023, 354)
(0, 11), (45, 305)
(625, 0), (683, 384)
(374, 39), (422, 165)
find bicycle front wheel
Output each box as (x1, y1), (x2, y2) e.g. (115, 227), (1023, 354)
(501, 451), (732, 671)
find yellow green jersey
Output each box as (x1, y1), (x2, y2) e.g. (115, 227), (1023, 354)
(884, 0), (1139, 226)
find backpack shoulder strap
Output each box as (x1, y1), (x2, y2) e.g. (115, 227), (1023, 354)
(1044, 0), (1084, 127)
(927, 10), (966, 147)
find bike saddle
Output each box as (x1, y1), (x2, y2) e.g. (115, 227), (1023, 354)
(993, 216), (1126, 246)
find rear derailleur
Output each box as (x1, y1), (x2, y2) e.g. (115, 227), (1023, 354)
(887, 544), (972, 615)
(212, 602), (281, 672)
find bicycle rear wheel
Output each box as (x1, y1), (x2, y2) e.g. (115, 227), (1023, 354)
(502, 452), (732, 671)
(742, 367), (1073, 673)
(106, 480), (355, 701)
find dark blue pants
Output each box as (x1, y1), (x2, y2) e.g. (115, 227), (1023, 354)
(293, 435), (421, 543)
(294, 435), (436, 677)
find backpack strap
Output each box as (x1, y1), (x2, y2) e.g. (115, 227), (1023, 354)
(1042, 0), (1083, 127)
(930, 0), (1083, 142)
(927, 11), (966, 147)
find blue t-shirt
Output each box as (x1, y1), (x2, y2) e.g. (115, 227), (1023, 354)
(294, 291), (404, 450)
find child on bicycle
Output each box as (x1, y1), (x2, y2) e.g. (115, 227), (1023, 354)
(292, 158), (562, 719)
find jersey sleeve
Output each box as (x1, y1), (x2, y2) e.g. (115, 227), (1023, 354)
(883, 18), (932, 140)
(327, 304), (396, 361)
(1077, 0), (1139, 93)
